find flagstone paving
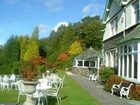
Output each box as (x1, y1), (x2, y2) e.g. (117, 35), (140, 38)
(66, 72), (140, 105)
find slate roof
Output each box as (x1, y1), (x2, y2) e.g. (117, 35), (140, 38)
(86, 51), (103, 61)
(117, 24), (140, 45)
(75, 47), (99, 60)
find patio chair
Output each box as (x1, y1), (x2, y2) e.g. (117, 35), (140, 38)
(10, 74), (17, 89)
(59, 75), (66, 88)
(16, 80), (27, 103)
(46, 82), (62, 105)
(1, 75), (10, 90)
(33, 90), (47, 105)
(0, 75), (3, 90)
(89, 74), (97, 82)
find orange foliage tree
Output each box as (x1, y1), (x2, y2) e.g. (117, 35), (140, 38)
(57, 51), (69, 61)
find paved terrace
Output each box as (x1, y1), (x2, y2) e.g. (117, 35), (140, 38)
(66, 72), (140, 105)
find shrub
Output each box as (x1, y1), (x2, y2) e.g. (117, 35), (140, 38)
(99, 67), (115, 83)
(104, 75), (123, 92)
(129, 84), (140, 100)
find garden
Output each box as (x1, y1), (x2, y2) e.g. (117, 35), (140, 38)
(0, 71), (100, 105)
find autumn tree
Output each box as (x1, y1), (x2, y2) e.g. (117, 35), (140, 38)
(68, 40), (83, 55)
(24, 27), (39, 61)
(18, 35), (29, 61)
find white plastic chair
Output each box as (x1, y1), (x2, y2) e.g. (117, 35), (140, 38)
(10, 74), (17, 89)
(0, 75), (3, 90)
(16, 80), (27, 103)
(1, 75), (10, 90)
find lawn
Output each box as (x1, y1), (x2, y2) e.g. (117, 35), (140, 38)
(0, 71), (100, 105)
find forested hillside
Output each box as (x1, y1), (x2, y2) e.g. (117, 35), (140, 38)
(0, 16), (104, 74)
(41, 16), (104, 69)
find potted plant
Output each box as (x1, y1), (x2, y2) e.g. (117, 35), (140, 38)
(20, 56), (46, 105)
(20, 56), (46, 81)
(21, 61), (38, 81)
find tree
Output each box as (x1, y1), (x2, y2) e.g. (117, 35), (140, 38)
(68, 40), (83, 55)
(0, 45), (5, 65)
(3, 35), (20, 62)
(24, 27), (39, 61)
(24, 40), (39, 61)
(31, 26), (39, 40)
(18, 35), (29, 61)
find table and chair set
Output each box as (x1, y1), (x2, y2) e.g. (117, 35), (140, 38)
(17, 72), (66, 105)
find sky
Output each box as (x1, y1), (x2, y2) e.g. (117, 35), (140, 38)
(0, 0), (106, 45)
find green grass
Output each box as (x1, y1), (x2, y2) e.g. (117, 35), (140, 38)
(0, 89), (25, 103)
(0, 71), (100, 105)
(59, 73), (101, 105)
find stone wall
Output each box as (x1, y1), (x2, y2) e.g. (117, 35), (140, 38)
(72, 67), (90, 77)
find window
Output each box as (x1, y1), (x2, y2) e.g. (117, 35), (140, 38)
(120, 56), (123, 76)
(84, 61), (89, 67)
(119, 43), (138, 79)
(105, 49), (117, 68)
(128, 54), (132, 77)
(133, 0), (140, 23)
(77, 61), (83, 66)
(133, 43), (138, 51)
(124, 55), (127, 76)
(114, 17), (118, 33)
(134, 53), (138, 79)
(111, 20), (114, 35)
(128, 44), (132, 52)
(110, 17), (118, 35)
(90, 61), (95, 67)
(124, 45), (127, 53)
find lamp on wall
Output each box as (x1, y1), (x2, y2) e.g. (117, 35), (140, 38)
(106, 8), (110, 12)
(121, 0), (127, 6)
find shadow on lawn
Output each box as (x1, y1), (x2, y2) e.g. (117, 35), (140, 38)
(48, 96), (68, 105)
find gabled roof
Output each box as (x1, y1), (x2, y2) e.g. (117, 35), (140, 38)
(102, 0), (127, 23)
(86, 51), (103, 61)
(102, 0), (113, 23)
(117, 24), (140, 45)
(75, 47), (98, 60)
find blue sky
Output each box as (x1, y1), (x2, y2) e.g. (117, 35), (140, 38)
(0, 0), (106, 45)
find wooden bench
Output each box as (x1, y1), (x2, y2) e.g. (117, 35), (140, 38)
(111, 81), (133, 99)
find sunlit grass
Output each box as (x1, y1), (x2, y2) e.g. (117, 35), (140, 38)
(59, 73), (101, 105)
(0, 89), (25, 103)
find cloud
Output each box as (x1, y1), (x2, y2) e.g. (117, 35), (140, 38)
(82, 3), (94, 15)
(39, 24), (49, 33)
(44, 0), (63, 12)
(38, 24), (51, 38)
(53, 21), (68, 32)
(82, 1), (105, 17)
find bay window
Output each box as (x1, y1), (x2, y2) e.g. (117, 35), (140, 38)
(119, 43), (138, 79)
